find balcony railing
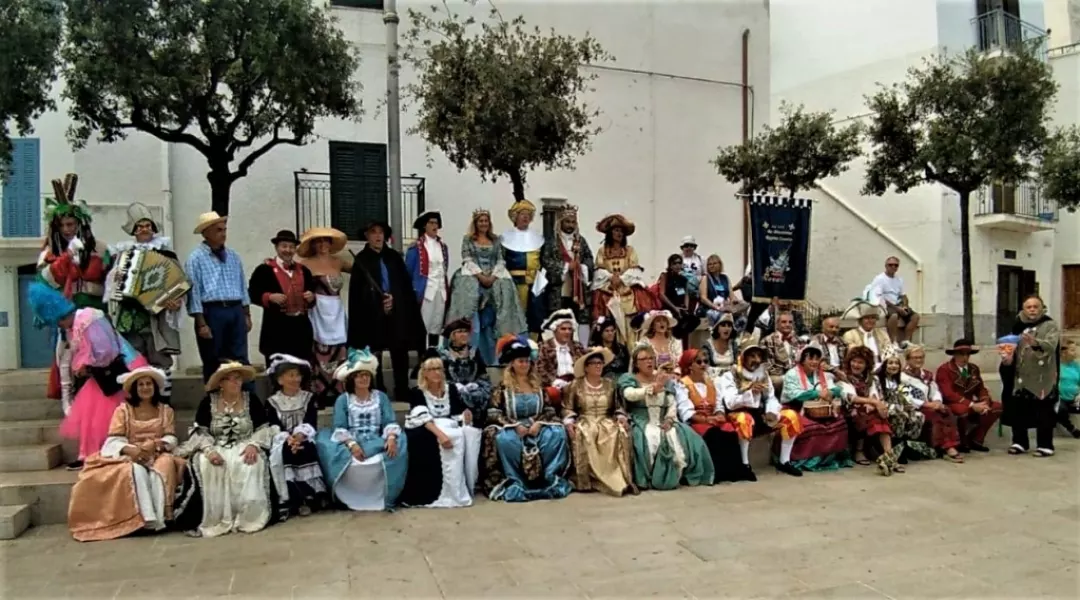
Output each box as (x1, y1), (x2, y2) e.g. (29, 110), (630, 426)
(293, 170), (426, 242)
(971, 9), (1048, 60)
(974, 181), (1058, 222)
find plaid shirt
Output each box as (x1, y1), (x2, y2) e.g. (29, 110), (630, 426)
(762, 332), (798, 377)
(185, 243), (248, 315)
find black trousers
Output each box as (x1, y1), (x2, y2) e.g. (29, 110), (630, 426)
(744, 301), (770, 335)
(375, 346), (411, 404)
(1010, 396), (1058, 451)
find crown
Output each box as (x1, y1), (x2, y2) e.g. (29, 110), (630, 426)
(559, 204), (579, 220)
(472, 207), (491, 218)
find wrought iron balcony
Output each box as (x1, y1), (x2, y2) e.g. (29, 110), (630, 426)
(973, 181), (1057, 233)
(971, 9), (1048, 60)
(294, 170), (426, 243)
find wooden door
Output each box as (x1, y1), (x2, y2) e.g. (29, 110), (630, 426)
(1063, 265), (1080, 330)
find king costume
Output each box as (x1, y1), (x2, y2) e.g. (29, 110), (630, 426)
(539, 204), (594, 340)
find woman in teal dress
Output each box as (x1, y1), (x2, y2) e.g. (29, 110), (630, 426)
(315, 348), (407, 511)
(617, 343), (714, 490)
(447, 209), (527, 365)
(484, 335), (572, 502)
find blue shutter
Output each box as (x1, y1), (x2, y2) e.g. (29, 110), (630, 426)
(2, 139), (42, 238)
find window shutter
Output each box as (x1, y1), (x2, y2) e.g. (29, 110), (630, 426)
(329, 141), (388, 240)
(2, 138), (42, 238)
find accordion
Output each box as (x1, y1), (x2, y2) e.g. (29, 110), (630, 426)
(110, 248), (191, 314)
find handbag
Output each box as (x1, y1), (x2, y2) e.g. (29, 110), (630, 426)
(521, 438), (543, 482)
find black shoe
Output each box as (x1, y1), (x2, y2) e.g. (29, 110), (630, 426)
(741, 464), (757, 482)
(957, 445), (971, 454)
(1070, 429), (1080, 439)
(66, 460), (84, 471)
(776, 462), (803, 477)
(969, 443), (990, 452)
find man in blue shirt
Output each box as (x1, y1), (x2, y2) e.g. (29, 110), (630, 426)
(185, 211), (252, 382)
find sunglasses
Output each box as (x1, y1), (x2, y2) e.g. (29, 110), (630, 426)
(694, 359), (708, 365)
(886, 263), (900, 267)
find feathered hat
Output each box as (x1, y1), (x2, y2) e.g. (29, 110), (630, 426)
(27, 282), (76, 328)
(496, 334), (539, 365)
(541, 308), (576, 333)
(334, 347), (381, 382)
(265, 353), (311, 377)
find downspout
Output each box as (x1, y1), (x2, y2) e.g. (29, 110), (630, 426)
(160, 141), (174, 240)
(816, 183), (925, 311)
(741, 28), (750, 269)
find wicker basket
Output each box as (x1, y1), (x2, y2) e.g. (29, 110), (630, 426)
(803, 400), (833, 420)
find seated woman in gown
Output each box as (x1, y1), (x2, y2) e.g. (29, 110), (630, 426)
(176, 362), (276, 538)
(446, 208), (527, 364)
(399, 351), (482, 507)
(674, 349), (744, 484)
(589, 317), (629, 379)
(315, 348), (407, 511)
(617, 343), (714, 490)
(777, 344), (851, 475)
(561, 347), (635, 496)
(875, 355), (927, 471)
(482, 335), (572, 502)
(901, 345), (963, 463)
(265, 354), (329, 518)
(838, 346), (895, 476)
(439, 318), (493, 428)
(67, 366), (186, 541)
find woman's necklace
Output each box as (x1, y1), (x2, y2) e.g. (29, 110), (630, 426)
(220, 394), (243, 413)
(584, 378), (604, 391)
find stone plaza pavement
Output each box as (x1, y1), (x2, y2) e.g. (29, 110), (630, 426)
(1, 436), (1077, 599)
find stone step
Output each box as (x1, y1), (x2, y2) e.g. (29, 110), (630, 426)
(0, 444), (62, 473)
(0, 504), (32, 540)
(0, 468), (78, 526)
(0, 400), (64, 423)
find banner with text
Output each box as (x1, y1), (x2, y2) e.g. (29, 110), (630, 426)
(748, 194), (812, 303)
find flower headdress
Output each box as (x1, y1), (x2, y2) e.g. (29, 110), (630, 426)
(44, 174), (92, 225)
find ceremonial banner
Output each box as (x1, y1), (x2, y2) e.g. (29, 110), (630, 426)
(747, 194), (812, 303)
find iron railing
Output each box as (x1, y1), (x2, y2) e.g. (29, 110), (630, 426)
(293, 170), (426, 241)
(972, 9), (1048, 59)
(974, 181), (1058, 222)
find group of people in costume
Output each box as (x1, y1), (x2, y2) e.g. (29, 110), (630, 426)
(25, 184), (1074, 544)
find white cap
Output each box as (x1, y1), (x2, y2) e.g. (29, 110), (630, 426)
(680, 235), (697, 247)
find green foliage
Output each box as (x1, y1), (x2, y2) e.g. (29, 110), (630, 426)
(861, 44), (1058, 340)
(61, 0), (362, 214)
(711, 103), (861, 198)
(862, 46), (1057, 197)
(0, 0), (63, 179)
(402, 2), (612, 201)
(1040, 126), (1080, 213)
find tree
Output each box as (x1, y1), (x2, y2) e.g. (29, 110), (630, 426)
(61, 0), (361, 215)
(1039, 126), (1080, 213)
(402, 2), (611, 201)
(711, 102), (862, 199)
(862, 46), (1057, 340)
(0, 0), (62, 178)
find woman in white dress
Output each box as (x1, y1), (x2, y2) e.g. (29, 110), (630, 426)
(315, 348), (407, 511)
(176, 362), (275, 538)
(399, 352), (482, 507)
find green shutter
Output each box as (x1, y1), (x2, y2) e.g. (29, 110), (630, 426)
(330, 0), (384, 9)
(2, 138), (42, 238)
(329, 141), (388, 239)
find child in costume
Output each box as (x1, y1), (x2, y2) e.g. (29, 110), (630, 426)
(28, 283), (147, 470)
(36, 174), (110, 413)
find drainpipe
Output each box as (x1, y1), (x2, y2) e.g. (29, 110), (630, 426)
(816, 183), (925, 311)
(742, 28), (750, 269)
(160, 141), (173, 240)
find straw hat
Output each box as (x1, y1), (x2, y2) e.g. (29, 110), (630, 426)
(596, 214), (636, 236)
(117, 366), (167, 395)
(193, 211), (227, 234)
(297, 227), (347, 257)
(574, 347), (615, 378)
(640, 310), (676, 334)
(205, 361), (256, 392)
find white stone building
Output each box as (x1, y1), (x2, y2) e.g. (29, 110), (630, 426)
(0, 0), (770, 371)
(772, 0), (1059, 345)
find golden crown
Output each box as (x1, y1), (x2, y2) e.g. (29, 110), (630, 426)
(472, 207), (491, 219)
(560, 204), (579, 218)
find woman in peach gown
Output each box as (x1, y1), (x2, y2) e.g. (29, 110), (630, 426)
(67, 367), (186, 541)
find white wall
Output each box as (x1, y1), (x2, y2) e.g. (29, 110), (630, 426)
(1050, 46), (1080, 325)
(0, 0), (770, 370)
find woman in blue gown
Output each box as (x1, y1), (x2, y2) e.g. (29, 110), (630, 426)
(482, 335), (572, 502)
(315, 348), (407, 510)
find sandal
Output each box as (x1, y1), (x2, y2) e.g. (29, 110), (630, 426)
(855, 452), (872, 466)
(876, 455), (892, 477)
(1008, 444), (1026, 455)
(1034, 448), (1055, 457)
(888, 450), (905, 473)
(944, 450), (964, 463)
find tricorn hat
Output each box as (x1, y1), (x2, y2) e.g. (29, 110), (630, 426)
(413, 211), (442, 231)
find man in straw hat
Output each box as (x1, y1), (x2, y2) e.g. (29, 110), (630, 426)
(841, 301), (894, 369)
(185, 211), (252, 383)
(348, 219), (425, 402)
(502, 199), (545, 333)
(539, 203), (593, 341)
(248, 230), (316, 368)
(405, 211), (450, 348)
(934, 338), (1001, 453)
(106, 202), (185, 398)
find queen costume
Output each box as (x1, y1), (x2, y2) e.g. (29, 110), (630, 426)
(66, 367), (186, 541)
(175, 363), (276, 538)
(315, 349), (408, 510)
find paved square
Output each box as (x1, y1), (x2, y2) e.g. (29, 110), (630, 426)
(2, 436), (1077, 599)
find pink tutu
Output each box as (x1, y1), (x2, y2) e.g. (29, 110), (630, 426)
(60, 355), (148, 460)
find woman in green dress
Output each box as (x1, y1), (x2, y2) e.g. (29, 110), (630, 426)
(617, 343), (714, 490)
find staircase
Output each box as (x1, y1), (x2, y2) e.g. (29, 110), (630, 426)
(0, 350), (472, 540)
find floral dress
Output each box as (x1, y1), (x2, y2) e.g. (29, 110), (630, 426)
(880, 378), (926, 441)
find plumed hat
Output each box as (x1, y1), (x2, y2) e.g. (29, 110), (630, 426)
(496, 334), (539, 365)
(27, 282), (76, 328)
(334, 347), (381, 382)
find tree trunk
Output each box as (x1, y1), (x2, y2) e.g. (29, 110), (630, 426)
(207, 168), (232, 216)
(958, 190), (976, 341)
(509, 168), (525, 201)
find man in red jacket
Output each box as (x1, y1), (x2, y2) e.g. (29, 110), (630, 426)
(935, 339), (1002, 452)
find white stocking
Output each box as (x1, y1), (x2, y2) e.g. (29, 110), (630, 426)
(779, 438), (795, 464)
(739, 438), (751, 465)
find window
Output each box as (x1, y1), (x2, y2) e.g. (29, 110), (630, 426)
(328, 141), (388, 240)
(2, 138), (42, 238)
(330, 0), (384, 9)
